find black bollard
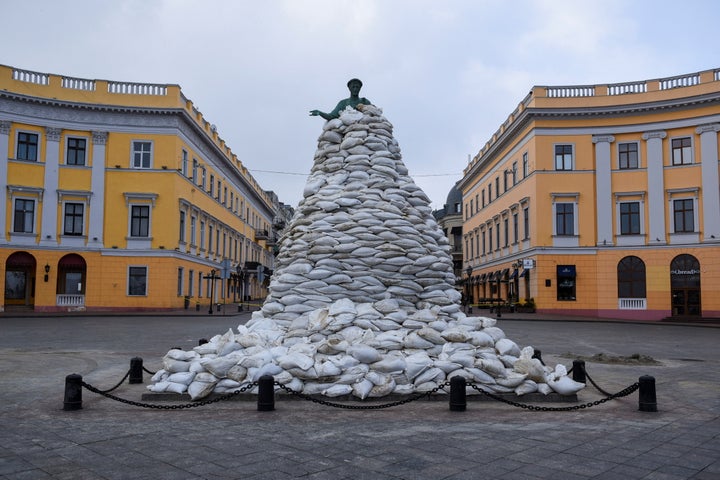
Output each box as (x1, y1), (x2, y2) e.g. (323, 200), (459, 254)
(449, 376), (467, 412)
(63, 373), (83, 411)
(198, 338), (208, 346)
(532, 349), (545, 366)
(129, 357), (144, 384)
(638, 375), (657, 412)
(257, 375), (275, 411)
(572, 359), (586, 384)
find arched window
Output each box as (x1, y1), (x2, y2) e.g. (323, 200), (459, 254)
(617, 256), (646, 298)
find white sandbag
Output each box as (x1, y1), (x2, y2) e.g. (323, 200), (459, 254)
(146, 381), (169, 393)
(414, 367), (445, 385)
(515, 380), (539, 396)
(404, 332), (435, 349)
(537, 382), (553, 395)
(495, 338), (522, 357)
(315, 360), (342, 377)
(194, 372), (219, 383)
(482, 326), (506, 341)
(352, 379), (374, 399)
(476, 358), (507, 377)
(200, 356), (240, 378)
(165, 349), (198, 361)
(151, 369), (168, 383)
(368, 376), (396, 397)
(434, 360), (463, 374)
(167, 371), (196, 385)
(226, 365), (248, 382)
(251, 363), (285, 381)
(371, 356), (406, 374)
(216, 379), (241, 389)
(187, 381), (216, 400)
(496, 372), (528, 388)
(466, 367), (496, 385)
(467, 331), (494, 348)
(404, 352), (433, 380)
(322, 384), (353, 397)
(277, 352), (315, 371)
(441, 328), (472, 343)
(347, 344), (381, 363)
(417, 327), (445, 345)
(393, 383), (416, 395)
(163, 358), (191, 373)
(499, 355), (519, 368)
(547, 375), (585, 396)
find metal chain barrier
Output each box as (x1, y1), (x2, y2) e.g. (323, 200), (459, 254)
(467, 381), (640, 411)
(142, 366), (157, 375)
(81, 381), (258, 409)
(273, 381), (451, 409)
(95, 369), (131, 394)
(584, 370), (613, 397)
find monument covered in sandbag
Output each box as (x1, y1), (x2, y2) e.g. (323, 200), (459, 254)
(148, 80), (584, 400)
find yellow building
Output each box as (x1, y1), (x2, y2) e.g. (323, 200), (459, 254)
(0, 64), (279, 313)
(458, 68), (720, 321)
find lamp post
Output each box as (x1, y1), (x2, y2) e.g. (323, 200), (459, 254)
(204, 269), (216, 314)
(44, 264), (50, 283)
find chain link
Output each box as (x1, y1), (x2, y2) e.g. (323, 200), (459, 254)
(273, 381), (451, 409)
(94, 369), (131, 394)
(81, 381), (258, 409)
(142, 366), (157, 375)
(468, 382), (639, 411)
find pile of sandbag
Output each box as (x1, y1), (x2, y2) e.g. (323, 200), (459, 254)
(148, 104), (584, 400)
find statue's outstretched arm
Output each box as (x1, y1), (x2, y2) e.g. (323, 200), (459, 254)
(309, 109), (334, 120)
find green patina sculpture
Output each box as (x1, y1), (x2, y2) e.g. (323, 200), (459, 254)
(309, 78), (371, 120)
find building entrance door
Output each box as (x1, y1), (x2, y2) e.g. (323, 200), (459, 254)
(670, 254), (701, 318)
(4, 251), (36, 308)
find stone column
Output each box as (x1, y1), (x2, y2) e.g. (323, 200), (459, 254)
(696, 124), (720, 241)
(40, 127), (61, 246)
(593, 135), (615, 246)
(88, 132), (107, 247)
(642, 130), (667, 244)
(0, 121), (10, 243)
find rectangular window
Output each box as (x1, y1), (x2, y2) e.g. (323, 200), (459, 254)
(488, 226), (493, 251)
(210, 174), (215, 195)
(217, 180), (222, 200)
(522, 152), (529, 177)
(495, 223), (500, 249)
(13, 199), (35, 233)
(512, 161), (518, 185)
(223, 187), (228, 205)
(17, 132), (39, 161)
(555, 145), (573, 170)
(513, 213), (518, 243)
(469, 199), (474, 215)
(192, 159), (198, 183)
(177, 267), (184, 296)
(557, 265), (576, 301)
(198, 271), (203, 298)
(190, 216), (197, 246)
(182, 150), (188, 176)
(201, 168), (206, 189)
(200, 221), (206, 249)
(130, 205), (150, 237)
(66, 138), (86, 166)
(188, 269), (194, 297)
(488, 184), (492, 202)
(481, 190), (486, 208)
(482, 230), (486, 255)
(556, 203), (574, 236)
(503, 171), (508, 191)
(495, 177), (500, 196)
(619, 202), (641, 235)
(179, 211), (186, 242)
(131, 141), (152, 169)
(128, 266), (148, 296)
(673, 199), (694, 232)
(523, 206), (530, 240)
(618, 142), (638, 169)
(63, 203), (84, 236)
(671, 137), (692, 165)
(208, 227), (213, 253)
(503, 218), (509, 247)
(216, 227), (220, 253)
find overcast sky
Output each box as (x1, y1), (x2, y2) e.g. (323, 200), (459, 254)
(2, 0), (718, 210)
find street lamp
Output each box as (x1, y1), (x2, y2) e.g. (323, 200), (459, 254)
(204, 269), (217, 314)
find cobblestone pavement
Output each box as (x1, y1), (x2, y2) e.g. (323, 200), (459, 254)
(0, 313), (718, 479)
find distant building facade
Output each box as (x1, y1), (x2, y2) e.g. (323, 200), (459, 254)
(0, 64), (278, 312)
(432, 183), (463, 291)
(458, 68), (720, 320)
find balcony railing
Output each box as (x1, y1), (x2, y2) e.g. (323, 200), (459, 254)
(57, 294), (85, 307)
(618, 298), (646, 310)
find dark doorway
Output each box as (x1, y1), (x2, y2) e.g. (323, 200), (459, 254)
(670, 254), (701, 317)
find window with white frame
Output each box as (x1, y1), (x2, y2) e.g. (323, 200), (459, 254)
(179, 211), (186, 243)
(671, 137), (692, 165)
(554, 203), (575, 235)
(130, 205), (150, 237)
(619, 201), (641, 235)
(201, 167), (206, 189)
(13, 198), (35, 233)
(17, 132), (39, 161)
(200, 220), (206, 250)
(673, 198), (695, 233)
(190, 216), (197, 246)
(181, 150), (188, 176)
(66, 137), (87, 166)
(192, 159), (198, 183)
(177, 267), (184, 296)
(522, 152), (529, 177)
(63, 203), (84, 236)
(210, 174), (215, 195)
(554, 144), (573, 171)
(523, 206), (530, 240)
(131, 141), (152, 169)
(618, 142), (639, 169)
(128, 266), (148, 296)
(188, 269), (194, 297)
